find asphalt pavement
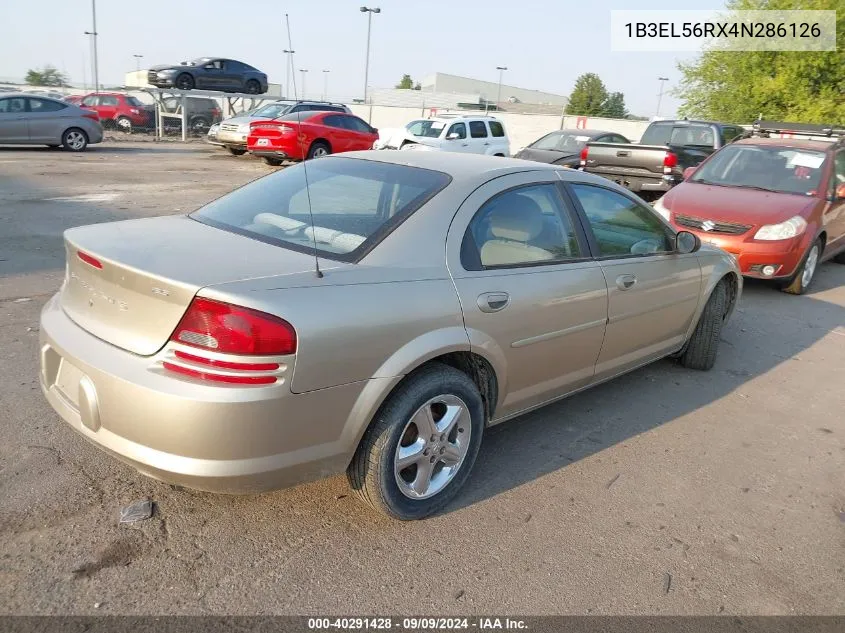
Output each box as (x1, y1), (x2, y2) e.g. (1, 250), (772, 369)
(1, 142), (843, 615)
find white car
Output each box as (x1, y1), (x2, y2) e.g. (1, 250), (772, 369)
(376, 115), (510, 156)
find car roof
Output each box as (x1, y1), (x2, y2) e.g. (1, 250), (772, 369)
(336, 150), (560, 179)
(1, 92), (68, 103)
(553, 129), (617, 137)
(731, 137), (837, 152)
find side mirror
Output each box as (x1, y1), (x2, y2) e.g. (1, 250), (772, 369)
(836, 183), (845, 200)
(447, 132), (460, 140)
(683, 166), (697, 180)
(675, 230), (700, 254)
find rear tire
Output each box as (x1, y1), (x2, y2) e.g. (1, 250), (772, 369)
(175, 73), (195, 91)
(226, 147), (246, 156)
(62, 128), (88, 152)
(244, 79), (261, 94)
(263, 157), (283, 166)
(348, 363), (485, 520)
(781, 238), (822, 295)
(679, 280), (727, 371)
(116, 116), (133, 133)
(307, 141), (330, 159)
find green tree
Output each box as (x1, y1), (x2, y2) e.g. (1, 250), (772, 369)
(603, 92), (628, 118)
(675, 0), (844, 123)
(25, 65), (68, 87)
(565, 73), (608, 115)
(395, 74), (414, 89)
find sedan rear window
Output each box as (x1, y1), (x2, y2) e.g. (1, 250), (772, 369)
(192, 157), (451, 262)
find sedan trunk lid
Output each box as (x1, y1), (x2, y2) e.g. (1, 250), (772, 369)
(61, 215), (326, 356)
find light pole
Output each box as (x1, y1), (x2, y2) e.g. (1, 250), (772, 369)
(360, 6), (381, 104)
(83, 0), (99, 93)
(491, 65), (507, 114)
(322, 70), (330, 101)
(133, 54), (143, 72)
(656, 76), (669, 117)
(283, 49), (295, 98)
(300, 69), (308, 100)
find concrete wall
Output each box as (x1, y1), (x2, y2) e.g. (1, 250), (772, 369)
(348, 105), (652, 154)
(420, 73), (568, 106)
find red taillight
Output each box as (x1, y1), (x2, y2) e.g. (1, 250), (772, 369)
(250, 122), (293, 133)
(663, 152), (678, 170)
(77, 250), (103, 269)
(83, 112), (99, 121)
(579, 146), (589, 166)
(212, 108), (221, 117)
(169, 297), (296, 356)
(161, 362), (277, 385)
(173, 350), (279, 371)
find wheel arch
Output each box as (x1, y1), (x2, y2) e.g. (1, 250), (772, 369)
(310, 138), (332, 153)
(339, 329), (504, 464)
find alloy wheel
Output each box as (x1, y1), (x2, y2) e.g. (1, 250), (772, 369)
(66, 131), (86, 150)
(394, 395), (471, 500)
(801, 244), (819, 288)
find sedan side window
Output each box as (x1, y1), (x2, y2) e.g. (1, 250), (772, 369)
(447, 122), (466, 140)
(569, 184), (672, 257)
(28, 98), (66, 112)
(346, 116), (374, 133)
(0, 97), (27, 113)
(463, 184), (582, 269)
(322, 115), (345, 129)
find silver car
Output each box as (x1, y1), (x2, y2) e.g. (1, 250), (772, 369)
(0, 93), (103, 151)
(40, 152), (740, 520)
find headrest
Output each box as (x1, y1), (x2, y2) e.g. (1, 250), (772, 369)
(488, 194), (544, 242)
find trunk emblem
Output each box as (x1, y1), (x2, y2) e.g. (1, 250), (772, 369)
(701, 220), (716, 232)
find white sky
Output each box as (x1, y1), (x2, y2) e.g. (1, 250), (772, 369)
(1, 0), (729, 116)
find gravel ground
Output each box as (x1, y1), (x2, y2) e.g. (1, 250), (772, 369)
(1, 142), (843, 616)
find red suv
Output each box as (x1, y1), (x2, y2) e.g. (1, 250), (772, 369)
(80, 93), (153, 132)
(247, 111), (378, 166)
(654, 122), (845, 294)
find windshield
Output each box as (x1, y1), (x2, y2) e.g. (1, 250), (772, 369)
(691, 145), (826, 196)
(253, 101), (296, 118)
(531, 132), (592, 152)
(126, 96), (144, 107)
(407, 120), (447, 138)
(192, 157), (451, 262)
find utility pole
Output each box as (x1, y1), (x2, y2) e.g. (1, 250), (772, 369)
(300, 69), (308, 100)
(360, 6), (381, 104)
(283, 48), (295, 98)
(83, 0), (99, 93)
(656, 76), (669, 117)
(491, 65), (507, 114)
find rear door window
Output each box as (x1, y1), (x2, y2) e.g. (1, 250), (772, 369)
(488, 121), (505, 137)
(28, 98), (66, 112)
(100, 96), (119, 106)
(469, 121), (488, 138)
(81, 96), (99, 107)
(192, 157), (451, 261)
(0, 97), (27, 113)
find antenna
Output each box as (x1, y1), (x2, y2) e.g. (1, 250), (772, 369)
(285, 12), (323, 279)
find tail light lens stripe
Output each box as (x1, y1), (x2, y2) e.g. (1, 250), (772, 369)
(173, 349), (279, 371)
(162, 362), (277, 385)
(77, 251), (103, 269)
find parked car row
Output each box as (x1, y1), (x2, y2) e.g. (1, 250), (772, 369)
(0, 92), (103, 151)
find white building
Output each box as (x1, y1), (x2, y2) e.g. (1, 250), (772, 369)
(419, 72), (568, 107)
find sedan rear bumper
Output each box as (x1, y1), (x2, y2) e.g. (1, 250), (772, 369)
(39, 293), (380, 493)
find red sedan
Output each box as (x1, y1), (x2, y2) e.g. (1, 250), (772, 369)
(247, 111), (378, 166)
(654, 128), (845, 295)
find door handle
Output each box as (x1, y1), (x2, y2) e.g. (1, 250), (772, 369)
(477, 292), (510, 313)
(615, 274), (637, 290)
(462, 143), (469, 147)
(616, 150), (630, 157)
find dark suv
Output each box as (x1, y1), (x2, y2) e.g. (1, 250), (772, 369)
(160, 96), (222, 135)
(212, 100), (351, 154)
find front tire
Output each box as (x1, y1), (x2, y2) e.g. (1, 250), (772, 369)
(306, 141), (330, 159)
(781, 238), (822, 295)
(62, 128), (89, 152)
(226, 147), (246, 156)
(175, 73), (195, 91)
(348, 363), (485, 520)
(679, 280), (727, 371)
(190, 116), (210, 135)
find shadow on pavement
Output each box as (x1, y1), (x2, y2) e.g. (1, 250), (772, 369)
(447, 263), (844, 513)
